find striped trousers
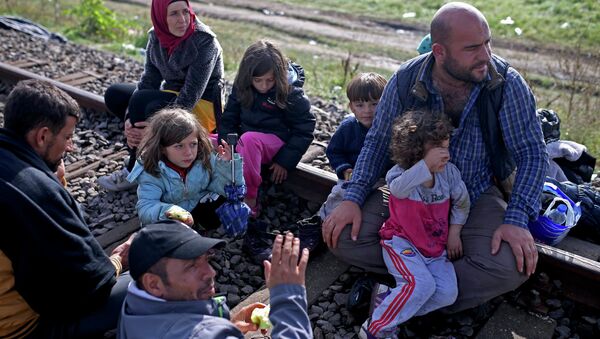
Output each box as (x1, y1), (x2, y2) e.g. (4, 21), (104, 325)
(368, 236), (457, 337)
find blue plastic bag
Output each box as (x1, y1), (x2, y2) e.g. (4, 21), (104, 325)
(528, 181), (581, 245)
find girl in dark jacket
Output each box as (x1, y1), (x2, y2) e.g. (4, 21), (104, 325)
(219, 40), (315, 215)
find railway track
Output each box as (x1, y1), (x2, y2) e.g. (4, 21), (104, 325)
(2, 60), (600, 337)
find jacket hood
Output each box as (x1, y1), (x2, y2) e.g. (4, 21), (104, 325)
(0, 128), (55, 178)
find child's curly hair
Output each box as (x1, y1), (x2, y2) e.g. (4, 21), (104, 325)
(390, 110), (454, 169)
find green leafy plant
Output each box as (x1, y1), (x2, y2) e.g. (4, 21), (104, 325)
(64, 0), (127, 42)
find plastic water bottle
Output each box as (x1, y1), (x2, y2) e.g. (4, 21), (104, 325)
(547, 204), (568, 225)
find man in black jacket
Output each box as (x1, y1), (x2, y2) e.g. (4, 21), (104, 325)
(0, 80), (132, 338)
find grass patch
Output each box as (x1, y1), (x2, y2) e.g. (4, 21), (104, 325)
(0, 0), (148, 57)
(269, 0), (600, 52)
(203, 17), (393, 101)
(532, 85), (600, 159)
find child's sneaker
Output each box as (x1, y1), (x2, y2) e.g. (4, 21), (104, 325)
(359, 318), (398, 339)
(242, 220), (273, 264)
(97, 167), (137, 191)
(347, 275), (375, 318)
(297, 215), (323, 252)
(359, 319), (377, 339)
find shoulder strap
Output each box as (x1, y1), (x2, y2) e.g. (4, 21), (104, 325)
(478, 55), (515, 183)
(396, 53), (433, 111)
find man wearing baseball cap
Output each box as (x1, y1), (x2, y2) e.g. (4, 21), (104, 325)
(118, 220), (312, 338)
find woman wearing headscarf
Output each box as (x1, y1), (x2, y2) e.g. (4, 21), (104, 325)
(99, 0), (224, 191)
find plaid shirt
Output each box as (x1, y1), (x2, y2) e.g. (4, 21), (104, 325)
(345, 58), (548, 228)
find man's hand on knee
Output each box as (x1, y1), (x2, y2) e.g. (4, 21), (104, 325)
(491, 224), (538, 276)
(322, 201), (362, 248)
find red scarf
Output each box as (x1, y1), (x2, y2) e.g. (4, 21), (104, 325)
(151, 0), (196, 56)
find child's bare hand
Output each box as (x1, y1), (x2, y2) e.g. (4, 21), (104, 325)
(447, 224), (463, 260)
(343, 168), (353, 181)
(270, 163), (287, 184)
(165, 206), (194, 226)
(217, 139), (232, 161)
(424, 147), (450, 173)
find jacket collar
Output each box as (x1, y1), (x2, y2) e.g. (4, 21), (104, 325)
(0, 128), (57, 178)
(124, 281), (225, 317)
(411, 53), (505, 102)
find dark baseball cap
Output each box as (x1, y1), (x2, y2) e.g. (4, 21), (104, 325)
(129, 220), (225, 280)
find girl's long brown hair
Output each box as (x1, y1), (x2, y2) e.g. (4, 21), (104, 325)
(390, 110), (453, 169)
(137, 108), (213, 176)
(233, 40), (289, 109)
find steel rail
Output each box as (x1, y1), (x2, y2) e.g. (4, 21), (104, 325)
(0, 61), (107, 112)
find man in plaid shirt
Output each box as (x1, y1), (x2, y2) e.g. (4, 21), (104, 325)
(323, 2), (548, 313)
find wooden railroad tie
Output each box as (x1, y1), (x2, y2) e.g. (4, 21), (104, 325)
(5, 59), (104, 86)
(7, 57), (49, 69)
(55, 70), (104, 86)
(65, 149), (129, 181)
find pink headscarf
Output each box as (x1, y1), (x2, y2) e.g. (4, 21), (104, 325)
(151, 0), (196, 56)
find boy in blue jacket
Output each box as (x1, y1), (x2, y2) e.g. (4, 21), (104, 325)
(319, 73), (388, 219)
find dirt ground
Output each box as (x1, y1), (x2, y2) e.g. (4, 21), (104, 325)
(189, 0), (600, 84)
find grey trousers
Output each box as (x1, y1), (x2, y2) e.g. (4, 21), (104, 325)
(330, 185), (528, 313)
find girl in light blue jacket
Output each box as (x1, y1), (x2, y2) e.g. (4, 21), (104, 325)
(127, 108), (243, 226)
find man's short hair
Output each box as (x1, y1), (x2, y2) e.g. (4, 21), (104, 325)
(141, 257), (169, 289)
(4, 80), (80, 137)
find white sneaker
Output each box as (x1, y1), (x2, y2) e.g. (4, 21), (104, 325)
(359, 318), (398, 339)
(97, 168), (137, 191)
(359, 319), (376, 339)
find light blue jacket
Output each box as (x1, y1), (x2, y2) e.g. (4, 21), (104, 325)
(127, 154), (243, 225)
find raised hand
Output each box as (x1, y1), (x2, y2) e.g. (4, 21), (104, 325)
(217, 139), (232, 161)
(264, 232), (309, 288)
